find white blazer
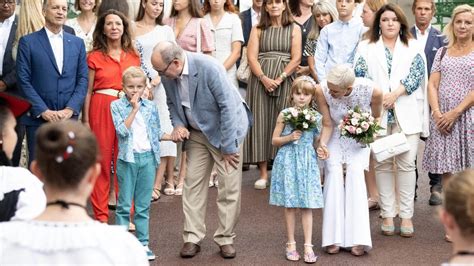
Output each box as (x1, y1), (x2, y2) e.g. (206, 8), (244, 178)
(355, 37), (429, 137)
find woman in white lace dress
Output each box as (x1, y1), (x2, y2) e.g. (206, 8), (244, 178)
(66, 0), (98, 52)
(0, 121), (148, 265)
(316, 65), (382, 256)
(135, 0), (177, 200)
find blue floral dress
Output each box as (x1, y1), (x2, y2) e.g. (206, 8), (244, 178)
(269, 113), (324, 209)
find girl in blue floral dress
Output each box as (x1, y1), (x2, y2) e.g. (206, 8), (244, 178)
(269, 76), (324, 264)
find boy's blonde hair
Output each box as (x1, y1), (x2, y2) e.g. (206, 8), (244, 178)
(122, 66), (147, 85)
(289, 76), (317, 104)
(443, 169), (474, 237)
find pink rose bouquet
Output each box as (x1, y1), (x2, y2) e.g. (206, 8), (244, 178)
(338, 106), (382, 145)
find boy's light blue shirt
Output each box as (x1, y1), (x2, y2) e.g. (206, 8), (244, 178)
(314, 17), (364, 81)
(111, 97), (163, 165)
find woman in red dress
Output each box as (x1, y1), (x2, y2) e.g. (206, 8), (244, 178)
(83, 10), (140, 222)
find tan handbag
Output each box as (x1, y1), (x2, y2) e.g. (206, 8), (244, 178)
(237, 47), (250, 83)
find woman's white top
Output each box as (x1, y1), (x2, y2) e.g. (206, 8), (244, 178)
(0, 220), (148, 265)
(65, 17), (96, 52)
(204, 12), (244, 89)
(0, 166), (45, 221)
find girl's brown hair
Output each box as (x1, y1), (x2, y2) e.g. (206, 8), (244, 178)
(288, 76), (317, 104)
(443, 169), (474, 237)
(203, 0), (236, 14)
(92, 10), (135, 54)
(257, 0), (294, 29)
(170, 0), (204, 18)
(136, 0), (165, 25)
(369, 3), (412, 46)
(35, 121), (99, 190)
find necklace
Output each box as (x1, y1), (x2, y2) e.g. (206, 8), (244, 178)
(300, 17), (312, 33)
(47, 200), (87, 210)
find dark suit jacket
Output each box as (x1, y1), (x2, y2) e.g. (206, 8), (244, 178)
(16, 28), (88, 126)
(410, 26), (446, 75)
(1, 16), (18, 94)
(240, 8), (252, 47)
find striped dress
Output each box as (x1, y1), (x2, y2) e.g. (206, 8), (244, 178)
(244, 24), (295, 163)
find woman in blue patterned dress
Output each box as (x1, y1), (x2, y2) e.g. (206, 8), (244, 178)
(269, 76), (325, 264)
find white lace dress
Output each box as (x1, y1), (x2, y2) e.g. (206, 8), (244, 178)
(321, 77), (373, 250)
(136, 25), (177, 157)
(0, 220), (148, 265)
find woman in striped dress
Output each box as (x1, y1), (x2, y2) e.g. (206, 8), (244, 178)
(244, 0), (301, 190)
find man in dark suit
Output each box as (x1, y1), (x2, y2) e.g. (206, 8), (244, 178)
(16, 0), (88, 165)
(410, 0), (446, 206)
(0, 0), (23, 166)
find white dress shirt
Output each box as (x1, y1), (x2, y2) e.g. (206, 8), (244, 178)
(250, 7), (260, 27)
(45, 27), (64, 74)
(178, 54), (200, 130)
(414, 24), (431, 52)
(0, 14), (15, 76)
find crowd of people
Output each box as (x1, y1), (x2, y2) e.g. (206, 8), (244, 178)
(0, 0), (472, 264)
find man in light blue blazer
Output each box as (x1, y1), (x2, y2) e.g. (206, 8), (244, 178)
(151, 41), (251, 260)
(410, 0), (446, 206)
(16, 0), (88, 166)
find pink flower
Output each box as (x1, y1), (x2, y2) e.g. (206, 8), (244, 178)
(361, 121), (370, 131)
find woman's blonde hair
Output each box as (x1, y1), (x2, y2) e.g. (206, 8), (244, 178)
(443, 4), (474, 48)
(443, 169), (474, 237)
(326, 64), (355, 90)
(13, 0), (45, 59)
(307, 0), (338, 41)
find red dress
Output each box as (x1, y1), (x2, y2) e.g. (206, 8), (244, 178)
(87, 50), (140, 222)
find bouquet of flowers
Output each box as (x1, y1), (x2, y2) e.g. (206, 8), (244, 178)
(282, 107), (320, 144)
(338, 106), (382, 145)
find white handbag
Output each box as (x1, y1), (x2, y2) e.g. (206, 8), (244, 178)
(237, 47), (250, 83)
(370, 132), (410, 162)
(370, 111), (411, 162)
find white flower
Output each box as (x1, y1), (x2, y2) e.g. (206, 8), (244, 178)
(362, 112), (370, 118)
(352, 112), (361, 119)
(305, 114), (311, 120)
(310, 116), (317, 122)
(303, 122), (309, 129)
(356, 128), (363, 134)
(348, 109), (354, 114)
(369, 121), (374, 125)
(369, 116), (375, 122)
(303, 109), (308, 115)
(351, 118), (359, 126)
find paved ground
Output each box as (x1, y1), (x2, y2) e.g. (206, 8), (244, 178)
(106, 161), (452, 265)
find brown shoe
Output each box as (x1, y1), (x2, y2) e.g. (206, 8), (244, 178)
(180, 242), (200, 258)
(219, 244), (236, 259)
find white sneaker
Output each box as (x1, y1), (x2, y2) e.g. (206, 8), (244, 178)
(144, 245), (156, 261)
(254, 179), (268, 190)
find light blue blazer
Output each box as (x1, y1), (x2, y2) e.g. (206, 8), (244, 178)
(162, 52), (252, 154)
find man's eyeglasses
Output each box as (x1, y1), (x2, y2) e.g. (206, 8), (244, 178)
(154, 58), (175, 75)
(0, 0), (16, 6)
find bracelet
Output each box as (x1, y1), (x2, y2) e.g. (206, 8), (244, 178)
(258, 74), (265, 81)
(279, 72), (288, 80)
(431, 109), (440, 116)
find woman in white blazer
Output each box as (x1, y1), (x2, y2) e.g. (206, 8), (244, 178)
(354, 3), (428, 238)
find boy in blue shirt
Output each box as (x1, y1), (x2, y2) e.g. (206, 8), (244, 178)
(111, 66), (172, 261)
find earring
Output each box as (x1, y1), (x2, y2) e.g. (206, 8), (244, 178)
(399, 28), (403, 36)
(379, 28), (381, 36)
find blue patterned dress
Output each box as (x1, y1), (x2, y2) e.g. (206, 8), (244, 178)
(269, 113), (324, 209)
